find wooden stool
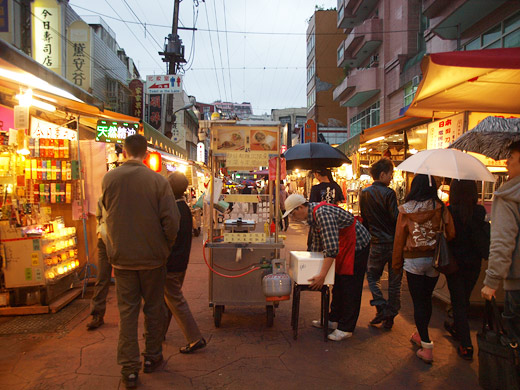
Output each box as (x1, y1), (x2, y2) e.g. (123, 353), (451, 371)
(291, 283), (330, 342)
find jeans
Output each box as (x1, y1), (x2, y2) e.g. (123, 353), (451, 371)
(90, 238), (112, 317)
(163, 271), (202, 343)
(330, 245), (370, 332)
(445, 261), (481, 347)
(503, 290), (520, 343)
(114, 266), (166, 375)
(366, 242), (402, 317)
(406, 271), (439, 343)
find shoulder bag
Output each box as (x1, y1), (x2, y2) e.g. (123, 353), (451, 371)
(432, 207), (458, 274)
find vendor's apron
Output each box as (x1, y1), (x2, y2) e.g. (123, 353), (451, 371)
(312, 202), (357, 276)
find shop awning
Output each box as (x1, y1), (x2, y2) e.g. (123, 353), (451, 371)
(405, 48), (520, 118)
(336, 134), (360, 157)
(141, 121), (187, 160)
(360, 116), (429, 143)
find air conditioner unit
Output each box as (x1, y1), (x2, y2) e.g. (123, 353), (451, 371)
(412, 75), (420, 86)
(369, 55), (379, 67)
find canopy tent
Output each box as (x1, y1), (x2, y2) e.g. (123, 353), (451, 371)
(405, 48), (520, 118)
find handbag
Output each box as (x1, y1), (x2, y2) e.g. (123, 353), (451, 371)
(477, 298), (520, 390)
(432, 208), (458, 274)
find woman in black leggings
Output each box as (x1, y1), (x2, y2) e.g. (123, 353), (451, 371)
(392, 174), (455, 364)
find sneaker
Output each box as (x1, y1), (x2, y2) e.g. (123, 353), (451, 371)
(416, 341), (434, 364)
(86, 315), (104, 330)
(444, 320), (458, 340)
(383, 317), (394, 329)
(143, 355), (163, 373)
(180, 338), (207, 354)
(457, 345), (474, 361)
(122, 372), (138, 389)
(311, 320), (338, 330)
(410, 331), (421, 347)
(327, 329), (353, 341)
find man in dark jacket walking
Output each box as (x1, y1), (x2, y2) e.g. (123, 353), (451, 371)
(360, 158), (401, 329)
(102, 134), (179, 388)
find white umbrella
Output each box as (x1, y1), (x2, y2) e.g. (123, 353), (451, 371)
(396, 149), (496, 182)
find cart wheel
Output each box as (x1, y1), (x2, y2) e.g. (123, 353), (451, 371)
(213, 305), (223, 328)
(266, 305), (274, 327)
(193, 228), (201, 237)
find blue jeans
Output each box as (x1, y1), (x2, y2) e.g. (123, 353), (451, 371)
(366, 242), (402, 317)
(503, 290), (520, 342)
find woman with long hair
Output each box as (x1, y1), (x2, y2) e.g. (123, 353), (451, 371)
(445, 180), (489, 360)
(392, 174), (455, 363)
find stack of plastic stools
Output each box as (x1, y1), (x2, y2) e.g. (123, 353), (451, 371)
(290, 283), (330, 341)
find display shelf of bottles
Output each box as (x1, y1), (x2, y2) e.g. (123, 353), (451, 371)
(41, 227), (79, 282)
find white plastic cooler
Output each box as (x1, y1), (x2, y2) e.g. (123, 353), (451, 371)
(288, 251), (335, 285)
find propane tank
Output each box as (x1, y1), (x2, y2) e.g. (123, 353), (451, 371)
(263, 259), (291, 299)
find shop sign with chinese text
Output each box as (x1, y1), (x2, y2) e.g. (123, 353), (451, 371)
(427, 113), (465, 149)
(129, 79), (144, 119)
(32, 0), (61, 75)
(147, 94), (162, 130)
(145, 75), (183, 94)
(66, 20), (91, 90)
(31, 117), (77, 141)
(197, 142), (205, 163)
(95, 120), (139, 143)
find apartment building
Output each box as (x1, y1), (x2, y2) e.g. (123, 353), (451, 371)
(333, 0), (520, 142)
(306, 9), (348, 130)
(213, 101), (253, 119)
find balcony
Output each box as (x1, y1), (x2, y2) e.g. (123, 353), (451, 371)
(340, 17), (382, 68)
(337, 0), (379, 29)
(424, 0), (508, 39)
(338, 67), (380, 107)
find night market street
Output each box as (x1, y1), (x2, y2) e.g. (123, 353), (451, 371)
(0, 222), (481, 390)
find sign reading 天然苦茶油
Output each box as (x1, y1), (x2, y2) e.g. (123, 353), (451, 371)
(95, 120), (139, 144)
(66, 20), (91, 90)
(32, 0), (61, 75)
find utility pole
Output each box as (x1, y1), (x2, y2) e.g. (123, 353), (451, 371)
(159, 0), (186, 138)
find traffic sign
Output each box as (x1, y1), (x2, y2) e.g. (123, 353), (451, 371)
(145, 75), (183, 94)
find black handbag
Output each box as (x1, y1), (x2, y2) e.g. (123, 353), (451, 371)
(432, 209), (458, 274)
(478, 298), (520, 390)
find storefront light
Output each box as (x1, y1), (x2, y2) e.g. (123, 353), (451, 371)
(177, 164), (187, 173)
(409, 148), (418, 155)
(358, 147), (367, 152)
(15, 89), (56, 112)
(366, 136), (385, 144)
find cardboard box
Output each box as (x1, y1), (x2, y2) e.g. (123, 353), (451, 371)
(288, 251), (335, 285)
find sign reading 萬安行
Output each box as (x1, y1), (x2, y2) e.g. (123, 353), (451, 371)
(95, 120), (139, 143)
(145, 75), (183, 94)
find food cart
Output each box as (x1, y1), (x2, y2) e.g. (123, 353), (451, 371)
(200, 119), (286, 327)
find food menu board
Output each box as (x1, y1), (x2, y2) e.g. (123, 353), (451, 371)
(213, 126), (279, 153)
(427, 113), (465, 150)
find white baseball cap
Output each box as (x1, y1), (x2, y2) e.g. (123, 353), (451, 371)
(282, 194), (307, 218)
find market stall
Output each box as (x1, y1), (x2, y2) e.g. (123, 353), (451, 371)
(201, 119), (287, 327)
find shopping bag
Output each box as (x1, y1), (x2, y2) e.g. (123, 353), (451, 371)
(478, 299), (520, 390)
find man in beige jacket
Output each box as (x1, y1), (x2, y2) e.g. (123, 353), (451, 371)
(102, 134), (179, 388)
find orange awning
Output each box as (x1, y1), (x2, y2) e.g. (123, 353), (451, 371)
(405, 48), (520, 118)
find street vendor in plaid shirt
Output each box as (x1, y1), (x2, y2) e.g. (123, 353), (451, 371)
(283, 194), (371, 341)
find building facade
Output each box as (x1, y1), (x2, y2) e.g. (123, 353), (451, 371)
(306, 10), (348, 131)
(213, 101), (253, 119)
(271, 107), (307, 148)
(333, 0), (520, 140)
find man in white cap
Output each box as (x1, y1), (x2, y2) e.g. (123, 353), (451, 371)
(283, 194), (371, 341)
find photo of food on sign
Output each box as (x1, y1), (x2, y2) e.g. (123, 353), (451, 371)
(217, 129), (246, 150)
(250, 130), (278, 151)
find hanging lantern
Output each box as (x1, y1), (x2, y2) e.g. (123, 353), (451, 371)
(144, 151), (162, 172)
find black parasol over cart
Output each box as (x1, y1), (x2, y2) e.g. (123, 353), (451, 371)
(282, 142), (351, 170)
(449, 116), (520, 160)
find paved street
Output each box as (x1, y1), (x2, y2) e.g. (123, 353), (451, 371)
(0, 223), (482, 390)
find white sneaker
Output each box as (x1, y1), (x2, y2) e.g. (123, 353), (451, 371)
(327, 329), (353, 341)
(311, 320), (338, 330)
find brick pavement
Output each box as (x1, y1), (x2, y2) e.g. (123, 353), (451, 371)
(0, 222), (482, 389)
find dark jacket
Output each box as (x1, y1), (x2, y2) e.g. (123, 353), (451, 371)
(167, 199), (193, 273)
(448, 204), (487, 268)
(102, 160), (180, 269)
(360, 182), (399, 244)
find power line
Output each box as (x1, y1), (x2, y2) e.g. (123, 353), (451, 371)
(222, 0), (233, 103)
(120, 0), (164, 50)
(203, 1), (222, 101)
(212, 1), (228, 101)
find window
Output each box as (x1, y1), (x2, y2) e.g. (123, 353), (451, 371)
(306, 33), (315, 57)
(464, 12), (520, 50)
(349, 101), (380, 136)
(307, 60), (315, 84)
(404, 82), (418, 107)
(337, 45), (344, 62)
(307, 89), (316, 111)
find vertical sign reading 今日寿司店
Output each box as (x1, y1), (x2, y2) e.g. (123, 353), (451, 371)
(32, 0), (61, 75)
(145, 75), (183, 94)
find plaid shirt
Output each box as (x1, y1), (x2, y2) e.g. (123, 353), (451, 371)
(308, 202), (371, 258)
